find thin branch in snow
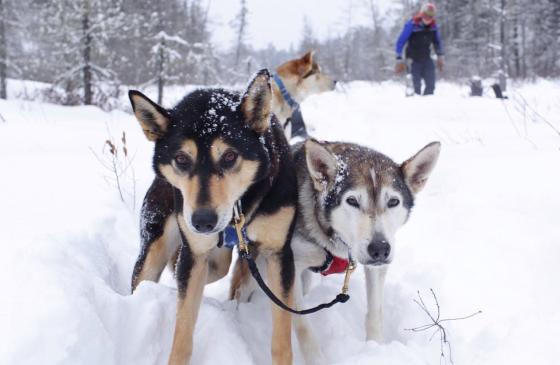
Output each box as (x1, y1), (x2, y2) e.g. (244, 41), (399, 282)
(405, 289), (482, 365)
(89, 126), (137, 211)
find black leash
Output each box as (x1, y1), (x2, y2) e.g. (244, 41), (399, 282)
(232, 203), (355, 315)
(239, 250), (350, 315)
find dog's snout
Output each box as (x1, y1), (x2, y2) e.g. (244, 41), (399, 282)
(367, 237), (391, 263)
(191, 208), (218, 233)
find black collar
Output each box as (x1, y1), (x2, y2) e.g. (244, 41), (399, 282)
(309, 249), (334, 273)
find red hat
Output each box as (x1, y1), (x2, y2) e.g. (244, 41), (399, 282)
(421, 3), (437, 17)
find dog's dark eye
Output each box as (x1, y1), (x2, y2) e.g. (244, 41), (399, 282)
(174, 153), (192, 170)
(220, 150), (238, 170)
(346, 196), (360, 208)
(388, 198), (400, 208)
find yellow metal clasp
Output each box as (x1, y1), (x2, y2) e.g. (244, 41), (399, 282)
(341, 261), (356, 295)
(234, 213), (248, 255)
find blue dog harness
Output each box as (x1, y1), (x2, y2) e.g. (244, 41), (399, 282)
(272, 74), (308, 139)
(223, 225), (248, 249)
(273, 74), (299, 110)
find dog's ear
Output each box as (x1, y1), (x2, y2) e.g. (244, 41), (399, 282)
(128, 90), (170, 142)
(299, 50), (315, 76)
(305, 139), (337, 191)
(301, 50), (314, 65)
(240, 69), (272, 134)
(401, 141), (441, 194)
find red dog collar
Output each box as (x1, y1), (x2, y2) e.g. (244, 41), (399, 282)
(310, 250), (349, 276)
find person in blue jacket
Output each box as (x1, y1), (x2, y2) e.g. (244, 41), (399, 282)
(395, 3), (444, 95)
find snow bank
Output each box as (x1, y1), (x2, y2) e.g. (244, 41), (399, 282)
(1, 80), (559, 364)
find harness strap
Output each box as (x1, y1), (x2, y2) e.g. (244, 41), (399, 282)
(233, 205), (355, 315)
(240, 250), (350, 314)
(272, 74), (309, 138)
(272, 74), (299, 110)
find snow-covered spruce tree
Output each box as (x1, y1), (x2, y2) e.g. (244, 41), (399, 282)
(233, 0), (248, 71)
(148, 1), (188, 104)
(224, 0), (250, 83)
(38, 0), (124, 107)
(181, 0), (219, 86)
(0, 0), (24, 99)
(527, 0), (560, 77)
(119, 0), (217, 98)
(0, 0), (7, 99)
(366, 0), (391, 81)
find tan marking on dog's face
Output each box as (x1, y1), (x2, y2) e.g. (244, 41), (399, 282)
(180, 140), (197, 163)
(209, 139), (231, 163)
(159, 163), (184, 189)
(158, 140), (197, 187)
(208, 165), (259, 232)
(160, 138), (260, 234)
(247, 206), (295, 251)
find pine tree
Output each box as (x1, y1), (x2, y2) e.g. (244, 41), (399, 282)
(299, 16), (318, 53)
(0, 0), (7, 99)
(233, 0), (248, 70)
(37, 0), (124, 106)
(0, 0), (23, 99)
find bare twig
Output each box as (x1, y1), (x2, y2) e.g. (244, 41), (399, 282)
(89, 126), (137, 211)
(511, 90), (560, 138)
(500, 98), (538, 148)
(405, 289), (482, 365)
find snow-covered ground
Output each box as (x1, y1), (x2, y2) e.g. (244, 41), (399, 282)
(1, 79), (559, 365)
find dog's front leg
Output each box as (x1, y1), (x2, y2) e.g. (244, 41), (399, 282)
(364, 265), (388, 342)
(293, 267), (326, 365)
(168, 248), (209, 365)
(267, 249), (295, 365)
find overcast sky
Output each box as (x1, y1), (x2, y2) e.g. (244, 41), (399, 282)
(207, 0), (399, 51)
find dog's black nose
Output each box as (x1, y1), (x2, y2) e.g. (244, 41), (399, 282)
(367, 237), (391, 263)
(191, 208), (218, 233)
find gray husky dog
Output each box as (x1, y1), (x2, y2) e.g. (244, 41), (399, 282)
(230, 138), (440, 364)
(288, 139), (441, 364)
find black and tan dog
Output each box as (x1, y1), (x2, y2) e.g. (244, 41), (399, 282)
(129, 70), (298, 365)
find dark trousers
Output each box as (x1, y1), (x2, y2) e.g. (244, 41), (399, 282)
(411, 58), (435, 95)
